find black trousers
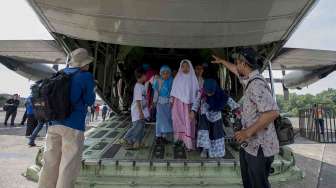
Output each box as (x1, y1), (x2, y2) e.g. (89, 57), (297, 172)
(240, 147), (274, 188)
(26, 116), (38, 136)
(102, 112), (107, 121)
(21, 110), (27, 125)
(4, 110), (17, 125)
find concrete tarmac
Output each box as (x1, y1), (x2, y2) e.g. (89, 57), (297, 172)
(0, 109), (40, 188)
(0, 110), (335, 188)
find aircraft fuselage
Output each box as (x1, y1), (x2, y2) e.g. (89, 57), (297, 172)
(283, 65), (336, 89)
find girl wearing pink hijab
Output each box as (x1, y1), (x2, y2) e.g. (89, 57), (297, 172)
(171, 59), (199, 150)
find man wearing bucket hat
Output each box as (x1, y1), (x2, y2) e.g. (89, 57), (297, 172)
(212, 48), (279, 188)
(38, 48), (96, 188)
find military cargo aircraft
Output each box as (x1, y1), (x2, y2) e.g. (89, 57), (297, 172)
(1, 0), (336, 187)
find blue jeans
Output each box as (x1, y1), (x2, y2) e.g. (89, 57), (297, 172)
(124, 120), (145, 144)
(29, 122), (47, 145)
(315, 119), (325, 134)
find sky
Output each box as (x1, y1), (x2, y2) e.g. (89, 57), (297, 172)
(0, 0), (336, 97)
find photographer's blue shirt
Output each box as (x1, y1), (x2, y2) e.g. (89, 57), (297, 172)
(26, 96), (34, 116)
(53, 67), (96, 131)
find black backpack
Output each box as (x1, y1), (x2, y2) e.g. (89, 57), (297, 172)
(31, 70), (79, 121)
(274, 116), (294, 146)
(246, 77), (294, 146)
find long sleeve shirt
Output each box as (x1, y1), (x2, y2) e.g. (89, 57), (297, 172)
(5, 99), (20, 112)
(192, 89), (239, 123)
(25, 97), (34, 116)
(54, 67), (96, 131)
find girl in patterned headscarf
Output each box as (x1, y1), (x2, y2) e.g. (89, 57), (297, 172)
(153, 65), (174, 144)
(190, 79), (239, 158)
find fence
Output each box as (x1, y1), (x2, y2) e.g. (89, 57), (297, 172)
(299, 104), (336, 143)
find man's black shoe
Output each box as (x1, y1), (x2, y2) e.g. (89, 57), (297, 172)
(28, 143), (36, 147)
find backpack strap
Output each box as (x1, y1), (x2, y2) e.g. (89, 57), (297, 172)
(66, 69), (82, 106)
(57, 69), (81, 76)
(245, 77), (272, 94)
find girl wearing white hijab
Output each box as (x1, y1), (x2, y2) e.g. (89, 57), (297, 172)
(171, 59), (199, 150)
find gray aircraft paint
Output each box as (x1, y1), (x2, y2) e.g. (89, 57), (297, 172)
(0, 55), (56, 80)
(27, 0), (315, 48)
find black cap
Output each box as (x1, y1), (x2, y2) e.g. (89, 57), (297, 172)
(232, 48), (263, 69)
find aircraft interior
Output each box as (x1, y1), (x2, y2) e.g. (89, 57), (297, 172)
(54, 35), (277, 113)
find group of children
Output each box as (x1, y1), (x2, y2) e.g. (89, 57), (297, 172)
(122, 59), (239, 158)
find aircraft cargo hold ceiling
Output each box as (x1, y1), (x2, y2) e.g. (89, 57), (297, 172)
(28, 0), (316, 48)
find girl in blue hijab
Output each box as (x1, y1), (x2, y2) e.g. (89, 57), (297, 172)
(153, 65), (174, 144)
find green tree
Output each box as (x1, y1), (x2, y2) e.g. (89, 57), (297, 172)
(276, 89), (336, 116)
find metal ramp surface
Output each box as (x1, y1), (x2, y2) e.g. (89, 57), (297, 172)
(25, 114), (304, 187)
(83, 114), (235, 162)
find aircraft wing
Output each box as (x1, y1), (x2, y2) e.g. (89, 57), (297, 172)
(0, 40), (66, 64)
(272, 48), (336, 70)
(270, 47), (336, 96)
(0, 40), (67, 80)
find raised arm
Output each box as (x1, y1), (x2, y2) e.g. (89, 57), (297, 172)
(211, 55), (239, 77)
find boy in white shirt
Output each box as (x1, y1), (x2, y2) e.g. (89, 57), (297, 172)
(123, 67), (149, 149)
